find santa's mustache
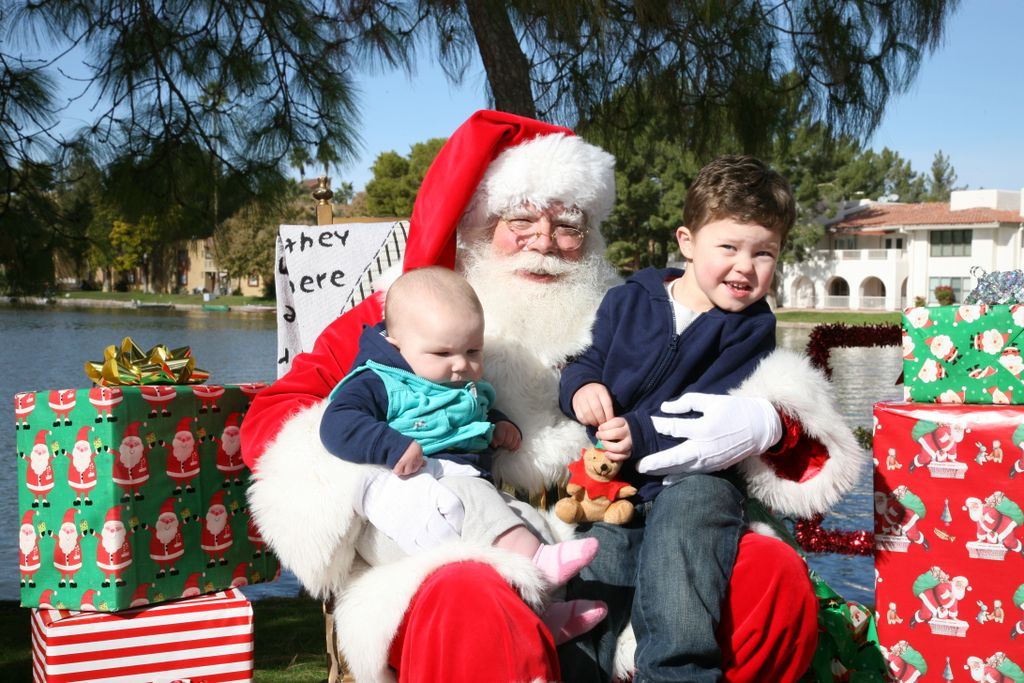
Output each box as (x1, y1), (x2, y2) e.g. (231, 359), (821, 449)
(498, 251), (576, 276)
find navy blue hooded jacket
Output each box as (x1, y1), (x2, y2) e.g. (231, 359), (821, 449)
(558, 267), (776, 499)
(319, 322), (513, 475)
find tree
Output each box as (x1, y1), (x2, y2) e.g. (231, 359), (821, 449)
(925, 150), (960, 200)
(365, 138), (445, 216)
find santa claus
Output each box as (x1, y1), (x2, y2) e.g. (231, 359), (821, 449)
(130, 582), (152, 608)
(166, 417), (201, 494)
(140, 385), (176, 417)
(964, 492), (1024, 554)
(19, 510), (41, 588)
(148, 498), (186, 578)
(88, 385), (123, 423)
(96, 506), (133, 587)
(110, 421), (151, 502)
(48, 389), (76, 426)
(240, 111), (864, 682)
(200, 490), (234, 567)
(910, 566), (969, 626)
(65, 426), (99, 506)
(884, 640), (926, 683)
(910, 420), (967, 472)
(53, 508), (84, 588)
(181, 572), (204, 598)
(874, 486), (929, 551)
(22, 429), (55, 508)
(14, 391), (35, 430)
(79, 588), (98, 611)
(214, 412), (246, 487)
(246, 516), (264, 558)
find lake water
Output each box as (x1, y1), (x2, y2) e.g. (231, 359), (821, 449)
(0, 306), (903, 607)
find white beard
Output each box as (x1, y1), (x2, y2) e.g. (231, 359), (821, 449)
(120, 439), (144, 467)
(461, 242), (620, 493)
(155, 518), (179, 545)
(220, 429), (241, 455)
(102, 525), (125, 554)
(71, 443), (93, 473)
(205, 507), (227, 536)
(30, 447), (50, 475)
(462, 242), (619, 367)
(59, 526), (79, 554)
(173, 435), (194, 462)
(20, 528), (36, 555)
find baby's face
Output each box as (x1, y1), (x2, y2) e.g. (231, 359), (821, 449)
(390, 306), (485, 385)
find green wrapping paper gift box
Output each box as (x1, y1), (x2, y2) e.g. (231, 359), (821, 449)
(14, 383), (280, 611)
(901, 304), (1024, 404)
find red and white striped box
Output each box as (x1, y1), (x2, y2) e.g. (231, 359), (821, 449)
(30, 589), (253, 683)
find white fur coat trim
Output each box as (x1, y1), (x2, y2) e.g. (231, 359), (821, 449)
(245, 399), (365, 599)
(734, 348), (866, 519)
(336, 544), (549, 683)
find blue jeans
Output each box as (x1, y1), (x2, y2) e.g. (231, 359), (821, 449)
(559, 473), (747, 683)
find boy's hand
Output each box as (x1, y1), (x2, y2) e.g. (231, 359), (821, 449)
(491, 420), (522, 450)
(596, 417), (632, 461)
(572, 383), (614, 426)
(393, 441), (425, 477)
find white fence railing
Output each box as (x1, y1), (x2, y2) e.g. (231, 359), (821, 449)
(859, 296), (886, 310)
(824, 295), (850, 308)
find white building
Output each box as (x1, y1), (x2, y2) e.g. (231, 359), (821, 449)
(780, 189), (1024, 310)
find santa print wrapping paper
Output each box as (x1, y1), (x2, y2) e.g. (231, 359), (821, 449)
(872, 401), (1024, 682)
(15, 384), (280, 611)
(31, 588), (253, 683)
(902, 303), (1024, 404)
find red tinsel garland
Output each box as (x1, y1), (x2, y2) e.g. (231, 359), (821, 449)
(796, 322), (900, 555)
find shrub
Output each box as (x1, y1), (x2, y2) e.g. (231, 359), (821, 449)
(934, 285), (954, 305)
(914, 296), (926, 307)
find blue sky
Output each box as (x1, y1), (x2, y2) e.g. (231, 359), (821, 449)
(343, 1), (1023, 195)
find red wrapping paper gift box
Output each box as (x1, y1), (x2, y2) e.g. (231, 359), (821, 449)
(30, 588), (253, 683)
(872, 401), (1024, 681)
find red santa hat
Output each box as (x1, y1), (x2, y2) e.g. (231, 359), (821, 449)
(159, 498), (177, 518)
(39, 589), (56, 608)
(403, 109), (616, 271)
(185, 572), (202, 589)
(22, 510), (35, 528)
(131, 583), (151, 604)
(104, 506), (123, 525)
(34, 429), (49, 447)
(176, 417), (194, 435)
(76, 426), (92, 444)
(80, 589), (98, 610)
(231, 562), (249, 585)
(208, 490), (227, 510)
(62, 509), (78, 527)
(224, 412), (242, 429)
(123, 421), (143, 438)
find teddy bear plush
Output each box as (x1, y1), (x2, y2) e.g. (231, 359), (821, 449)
(554, 444), (637, 525)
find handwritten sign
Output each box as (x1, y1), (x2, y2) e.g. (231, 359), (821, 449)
(275, 220), (407, 376)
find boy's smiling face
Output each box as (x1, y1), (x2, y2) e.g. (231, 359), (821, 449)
(672, 218), (781, 313)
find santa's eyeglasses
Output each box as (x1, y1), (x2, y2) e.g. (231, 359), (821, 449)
(499, 209), (588, 251)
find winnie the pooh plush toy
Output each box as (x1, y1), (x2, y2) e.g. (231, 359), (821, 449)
(555, 444), (637, 525)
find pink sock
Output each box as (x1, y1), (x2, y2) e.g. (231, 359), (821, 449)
(531, 537), (599, 587)
(541, 599), (608, 645)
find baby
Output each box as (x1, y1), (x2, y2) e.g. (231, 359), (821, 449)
(319, 266), (606, 643)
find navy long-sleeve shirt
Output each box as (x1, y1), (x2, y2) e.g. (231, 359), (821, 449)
(319, 323), (512, 475)
(559, 267), (776, 499)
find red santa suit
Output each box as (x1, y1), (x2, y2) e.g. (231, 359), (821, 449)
(166, 417), (201, 492)
(877, 493), (928, 548)
(913, 574), (968, 623)
(246, 516), (265, 557)
(148, 498), (186, 576)
(15, 391), (36, 429)
(66, 426), (98, 504)
(24, 429), (55, 506)
(53, 509), (84, 587)
(914, 423), (964, 468)
(968, 496), (1024, 552)
(215, 413), (246, 486)
(201, 490), (234, 565)
(48, 389), (76, 425)
(96, 507), (133, 585)
(240, 111), (863, 683)
(19, 511), (41, 586)
(111, 421), (151, 501)
(140, 385), (176, 417)
(88, 385), (123, 422)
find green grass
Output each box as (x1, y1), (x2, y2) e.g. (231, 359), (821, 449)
(775, 310), (901, 325)
(0, 597), (332, 681)
(59, 291), (275, 307)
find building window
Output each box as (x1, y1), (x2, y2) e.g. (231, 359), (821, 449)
(834, 236), (857, 250)
(929, 229), (971, 257)
(248, 273), (260, 286)
(928, 277), (971, 303)
(884, 237), (903, 249)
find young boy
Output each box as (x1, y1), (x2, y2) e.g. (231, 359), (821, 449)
(320, 266), (606, 643)
(559, 154), (795, 679)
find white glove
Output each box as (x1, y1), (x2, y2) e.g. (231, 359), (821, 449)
(637, 392), (783, 478)
(356, 469), (465, 555)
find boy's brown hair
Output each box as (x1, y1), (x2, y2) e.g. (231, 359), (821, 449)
(682, 155), (796, 240)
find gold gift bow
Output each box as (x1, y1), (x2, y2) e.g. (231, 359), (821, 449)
(85, 337), (209, 385)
